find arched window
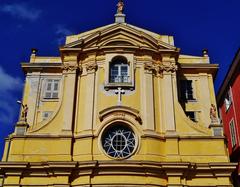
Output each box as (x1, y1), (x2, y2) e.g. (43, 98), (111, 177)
(109, 56), (129, 83)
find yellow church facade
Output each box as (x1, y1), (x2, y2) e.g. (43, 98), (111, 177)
(0, 5), (236, 187)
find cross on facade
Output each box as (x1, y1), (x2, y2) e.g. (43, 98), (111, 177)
(115, 87), (125, 105)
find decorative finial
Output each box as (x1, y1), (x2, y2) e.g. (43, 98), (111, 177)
(31, 48), (38, 55)
(117, 0), (124, 14)
(202, 49), (208, 57)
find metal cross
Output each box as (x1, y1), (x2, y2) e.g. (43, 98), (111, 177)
(115, 87), (125, 105)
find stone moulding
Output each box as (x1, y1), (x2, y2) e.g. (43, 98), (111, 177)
(99, 106), (142, 124)
(144, 62), (178, 77)
(85, 62), (98, 72)
(0, 161), (237, 179)
(61, 63), (82, 73)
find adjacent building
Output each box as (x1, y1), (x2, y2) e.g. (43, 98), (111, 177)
(217, 48), (240, 186)
(0, 3), (236, 186)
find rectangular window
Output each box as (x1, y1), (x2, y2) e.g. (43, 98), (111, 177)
(180, 80), (194, 101)
(44, 79), (60, 99)
(42, 111), (53, 121)
(225, 89), (232, 111)
(185, 111), (197, 122)
(229, 120), (237, 147)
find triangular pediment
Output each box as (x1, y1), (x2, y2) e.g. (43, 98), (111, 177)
(63, 24), (177, 52)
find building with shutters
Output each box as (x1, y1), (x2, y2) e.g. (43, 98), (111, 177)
(0, 2), (236, 186)
(217, 48), (240, 187)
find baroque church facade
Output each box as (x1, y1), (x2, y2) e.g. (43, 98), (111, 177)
(0, 2), (236, 186)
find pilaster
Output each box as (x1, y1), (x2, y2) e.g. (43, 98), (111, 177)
(26, 72), (42, 128)
(162, 56), (177, 133)
(83, 61), (98, 131)
(198, 73), (211, 127)
(141, 64), (155, 131)
(62, 55), (79, 131)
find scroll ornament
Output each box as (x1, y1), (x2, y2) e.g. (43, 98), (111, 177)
(144, 62), (178, 77)
(62, 64), (82, 72)
(86, 62), (98, 72)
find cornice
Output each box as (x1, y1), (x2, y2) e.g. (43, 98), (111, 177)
(21, 62), (63, 73)
(179, 63), (219, 78)
(0, 161), (237, 178)
(179, 63), (219, 69)
(8, 133), (225, 140)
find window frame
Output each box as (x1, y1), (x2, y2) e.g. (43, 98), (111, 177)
(42, 78), (61, 100)
(180, 80), (196, 102)
(105, 54), (134, 89)
(42, 111), (53, 121)
(224, 88), (232, 112)
(229, 119), (237, 148)
(109, 57), (130, 83)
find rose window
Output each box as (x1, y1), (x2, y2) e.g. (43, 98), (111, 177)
(101, 124), (136, 159)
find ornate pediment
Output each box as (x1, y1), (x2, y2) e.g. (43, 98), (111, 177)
(62, 24), (177, 53)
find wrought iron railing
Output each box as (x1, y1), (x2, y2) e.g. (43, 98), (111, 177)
(110, 76), (130, 83)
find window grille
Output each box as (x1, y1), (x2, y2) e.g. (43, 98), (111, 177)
(109, 56), (130, 83)
(102, 124), (136, 159)
(44, 79), (60, 99)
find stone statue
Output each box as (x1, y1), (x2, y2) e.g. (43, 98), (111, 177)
(117, 0), (124, 14)
(210, 104), (217, 122)
(20, 104), (28, 122)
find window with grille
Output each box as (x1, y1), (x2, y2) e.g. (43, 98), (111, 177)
(101, 123), (136, 159)
(44, 79), (60, 99)
(180, 80), (194, 101)
(229, 120), (237, 147)
(109, 56), (130, 83)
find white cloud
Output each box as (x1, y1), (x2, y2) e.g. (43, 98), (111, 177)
(0, 66), (23, 124)
(0, 66), (22, 93)
(0, 3), (41, 21)
(56, 25), (73, 36)
(55, 25), (74, 45)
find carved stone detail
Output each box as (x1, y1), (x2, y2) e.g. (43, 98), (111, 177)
(162, 63), (178, 72)
(86, 62), (98, 72)
(62, 64), (82, 73)
(144, 62), (178, 77)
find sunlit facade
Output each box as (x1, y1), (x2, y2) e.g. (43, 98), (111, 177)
(0, 5), (236, 186)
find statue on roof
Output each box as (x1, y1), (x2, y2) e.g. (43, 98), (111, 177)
(117, 0), (124, 14)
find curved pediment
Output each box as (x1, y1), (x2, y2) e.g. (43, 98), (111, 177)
(63, 24), (177, 52)
(99, 106), (142, 124)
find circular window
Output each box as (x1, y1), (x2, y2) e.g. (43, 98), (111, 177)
(101, 124), (136, 159)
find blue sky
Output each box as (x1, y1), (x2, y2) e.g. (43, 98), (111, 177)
(0, 0), (239, 158)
